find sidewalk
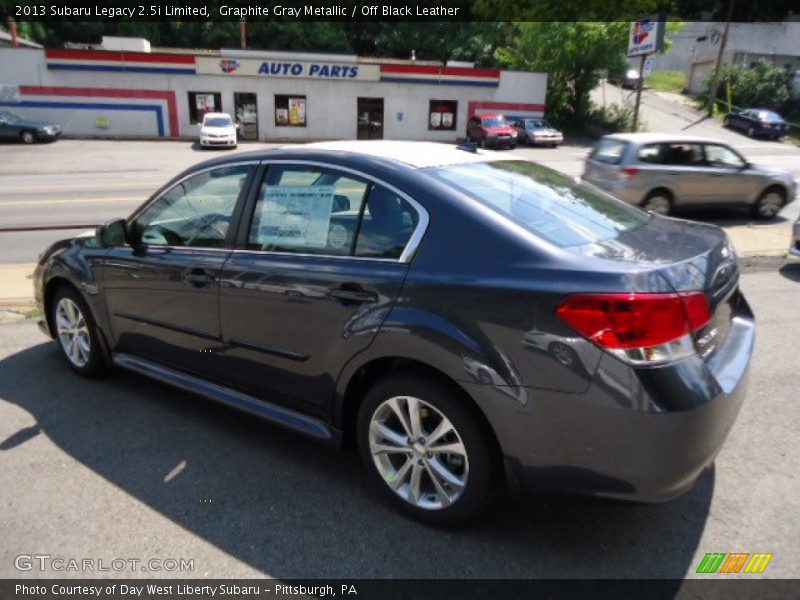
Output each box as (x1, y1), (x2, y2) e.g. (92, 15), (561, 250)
(0, 263), (36, 323)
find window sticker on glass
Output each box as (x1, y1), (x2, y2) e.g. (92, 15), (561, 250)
(257, 186), (334, 248)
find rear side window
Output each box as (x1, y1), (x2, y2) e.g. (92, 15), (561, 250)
(427, 160), (649, 248)
(661, 143), (705, 166)
(637, 144), (664, 164)
(589, 138), (628, 165)
(246, 164), (419, 259)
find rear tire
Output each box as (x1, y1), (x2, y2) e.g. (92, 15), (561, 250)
(747, 126), (756, 138)
(641, 190), (672, 216)
(356, 373), (498, 525)
(20, 131), (35, 144)
(50, 286), (107, 377)
(723, 116), (730, 128)
(752, 187), (785, 219)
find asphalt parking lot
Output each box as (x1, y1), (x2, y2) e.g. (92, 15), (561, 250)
(1, 262), (799, 579)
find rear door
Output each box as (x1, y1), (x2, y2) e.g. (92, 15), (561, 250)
(657, 142), (712, 205)
(218, 162), (427, 418)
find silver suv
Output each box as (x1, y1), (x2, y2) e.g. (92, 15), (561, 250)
(583, 133), (797, 218)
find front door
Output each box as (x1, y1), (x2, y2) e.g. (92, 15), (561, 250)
(701, 143), (754, 204)
(219, 162), (423, 419)
(98, 163), (256, 377)
(234, 92), (258, 141)
(357, 98), (384, 140)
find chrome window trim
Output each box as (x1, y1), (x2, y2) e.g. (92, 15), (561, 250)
(248, 159), (430, 264)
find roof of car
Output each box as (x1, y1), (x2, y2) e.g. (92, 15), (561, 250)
(294, 140), (508, 168)
(602, 132), (723, 145)
(203, 112), (232, 119)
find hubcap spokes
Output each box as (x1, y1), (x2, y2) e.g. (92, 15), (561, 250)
(369, 396), (469, 510)
(759, 194), (781, 217)
(56, 298), (90, 367)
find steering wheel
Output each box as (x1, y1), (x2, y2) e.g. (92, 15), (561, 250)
(184, 213), (231, 246)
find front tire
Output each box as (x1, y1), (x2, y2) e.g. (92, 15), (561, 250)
(50, 287), (107, 377)
(356, 374), (497, 525)
(752, 187), (784, 219)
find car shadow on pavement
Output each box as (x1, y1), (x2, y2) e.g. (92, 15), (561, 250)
(779, 263), (800, 282)
(0, 341), (713, 580)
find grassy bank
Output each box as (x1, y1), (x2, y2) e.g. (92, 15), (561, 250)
(645, 71), (685, 93)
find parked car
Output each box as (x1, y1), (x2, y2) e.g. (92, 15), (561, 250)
(512, 118), (564, 147)
(0, 110), (61, 144)
(724, 109), (792, 140)
(610, 68), (641, 89)
(199, 112), (238, 148)
(791, 213), (800, 259)
(466, 114), (517, 149)
(583, 133), (797, 218)
(34, 141), (753, 525)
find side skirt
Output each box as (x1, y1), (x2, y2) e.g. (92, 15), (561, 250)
(112, 353), (341, 446)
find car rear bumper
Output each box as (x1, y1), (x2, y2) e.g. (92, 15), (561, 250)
(465, 299), (754, 503)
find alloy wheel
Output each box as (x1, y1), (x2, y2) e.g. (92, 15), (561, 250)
(643, 194), (671, 215)
(21, 131), (35, 144)
(757, 192), (783, 218)
(55, 297), (91, 368)
(368, 395), (469, 510)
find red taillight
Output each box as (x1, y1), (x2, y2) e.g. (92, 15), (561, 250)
(621, 166), (639, 180)
(555, 292), (711, 350)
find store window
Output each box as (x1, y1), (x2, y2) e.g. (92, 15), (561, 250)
(429, 100), (457, 131)
(275, 95), (307, 127)
(188, 92), (222, 125)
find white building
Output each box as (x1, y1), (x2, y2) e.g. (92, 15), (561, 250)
(0, 39), (548, 142)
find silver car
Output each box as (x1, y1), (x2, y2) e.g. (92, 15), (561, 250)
(791, 214), (800, 258)
(583, 133), (797, 218)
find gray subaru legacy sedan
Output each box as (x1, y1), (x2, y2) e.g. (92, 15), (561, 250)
(34, 141), (754, 525)
(583, 133), (796, 218)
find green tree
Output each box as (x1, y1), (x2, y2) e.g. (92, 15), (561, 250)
(716, 59), (792, 112)
(494, 22), (630, 124)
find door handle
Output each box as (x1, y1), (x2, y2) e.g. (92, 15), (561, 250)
(327, 283), (377, 304)
(183, 268), (215, 288)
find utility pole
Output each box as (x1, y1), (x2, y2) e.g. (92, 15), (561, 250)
(706, 0), (735, 116)
(632, 53), (646, 131)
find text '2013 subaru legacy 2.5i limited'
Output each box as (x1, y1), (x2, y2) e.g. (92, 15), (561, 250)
(34, 141), (754, 525)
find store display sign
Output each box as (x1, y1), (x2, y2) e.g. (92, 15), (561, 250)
(197, 57), (380, 81)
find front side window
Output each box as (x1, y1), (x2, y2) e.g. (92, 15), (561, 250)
(247, 164), (419, 259)
(704, 144), (745, 169)
(275, 95), (306, 127)
(131, 165), (252, 248)
(427, 160), (649, 248)
(429, 100), (457, 131)
(188, 92), (222, 125)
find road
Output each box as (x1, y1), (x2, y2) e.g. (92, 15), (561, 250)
(1, 263), (798, 579)
(2, 90), (799, 263)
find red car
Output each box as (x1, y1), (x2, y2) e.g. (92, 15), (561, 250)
(466, 114), (518, 149)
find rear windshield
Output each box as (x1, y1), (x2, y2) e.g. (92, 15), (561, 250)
(589, 138), (629, 165)
(426, 160), (649, 248)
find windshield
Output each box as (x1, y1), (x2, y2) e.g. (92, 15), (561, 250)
(426, 160), (649, 248)
(0, 111), (23, 123)
(482, 118), (506, 128)
(204, 117), (232, 127)
(528, 119), (552, 129)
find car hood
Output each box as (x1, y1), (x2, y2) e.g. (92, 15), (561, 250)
(570, 215), (733, 294)
(747, 163), (794, 179)
(532, 128), (561, 134)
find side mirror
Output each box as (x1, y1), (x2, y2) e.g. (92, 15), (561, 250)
(96, 218), (127, 248)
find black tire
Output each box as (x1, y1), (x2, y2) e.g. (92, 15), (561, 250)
(747, 126), (756, 138)
(752, 187), (785, 220)
(641, 190), (672, 216)
(723, 116), (730, 128)
(356, 373), (498, 525)
(479, 137), (486, 149)
(49, 286), (108, 377)
(20, 130), (36, 144)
